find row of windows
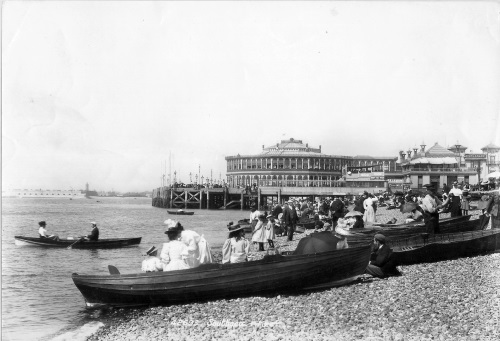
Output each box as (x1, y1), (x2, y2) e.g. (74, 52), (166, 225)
(19, 193), (79, 196)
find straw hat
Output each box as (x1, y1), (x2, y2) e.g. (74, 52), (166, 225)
(144, 246), (158, 256)
(163, 219), (179, 232)
(227, 222), (245, 233)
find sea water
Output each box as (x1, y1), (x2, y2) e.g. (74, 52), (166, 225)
(1, 197), (247, 341)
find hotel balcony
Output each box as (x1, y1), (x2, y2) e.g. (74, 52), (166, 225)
(402, 167), (477, 175)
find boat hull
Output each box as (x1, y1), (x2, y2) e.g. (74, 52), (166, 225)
(346, 216), (479, 247)
(167, 211), (194, 215)
(72, 244), (372, 307)
(391, 229), (500, 265)
(14, 236), (142, 249)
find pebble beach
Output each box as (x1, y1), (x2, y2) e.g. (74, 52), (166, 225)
(87, 206), (500, 341)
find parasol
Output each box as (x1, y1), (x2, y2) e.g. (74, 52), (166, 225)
(487, 171), (500, 179)
(400, 202), (418, 213)
(293, 231), (341, 255)
(344, 210), (363, 218)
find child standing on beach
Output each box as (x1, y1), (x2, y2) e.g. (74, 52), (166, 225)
(265, 214), (276, 249)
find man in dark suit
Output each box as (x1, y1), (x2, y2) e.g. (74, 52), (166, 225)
(86, 222), (99, 241)
(272, 203), (283, 218)
(365, 234), (397, 278)
(282, 200), (298, 241)
(330, 197), (345, 227)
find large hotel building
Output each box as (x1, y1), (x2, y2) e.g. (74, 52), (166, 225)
(225, 138), (500, 193)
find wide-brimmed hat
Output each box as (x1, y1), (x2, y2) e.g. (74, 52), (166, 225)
(452, 181), (458, 185)
(334, 225), (355, 236)
(38, 221), (46, 226)
(374, 233), (386, 243)
(227, 222), (245, 233)
(144, 246), (158, 256)
(164, 219), (179, 232)
(91, 221), (97, 226)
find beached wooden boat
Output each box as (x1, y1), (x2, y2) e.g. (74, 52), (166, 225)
(372, 215), (470, 228)
(72, 243), (372, 307)
(390, 229), (500, 265)
(343, 216), (481, 247)
(14, 236), (142, 249)
(167, 210), (195, 215)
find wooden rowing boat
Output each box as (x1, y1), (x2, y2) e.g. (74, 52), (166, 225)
(343, 216), (481, 247)
(372, 215), (470, 228)
(72, 243), (372, 308)
(390, 229), (500, 265)
(167, 210), (195, 215)
(14, 236), (142, 249)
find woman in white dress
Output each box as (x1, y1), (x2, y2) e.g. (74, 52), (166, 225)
(222, 223), (251, 264)
(363, 194), (376, 225)
(251, 214), (266, 251)
(160, 225), (189, 272)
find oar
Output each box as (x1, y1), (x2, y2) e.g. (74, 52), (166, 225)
(67, 237), (85, 250)
(108, 265), (120, 275)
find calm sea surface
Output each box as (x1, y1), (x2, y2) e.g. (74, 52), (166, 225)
(2, 197), (247, 341)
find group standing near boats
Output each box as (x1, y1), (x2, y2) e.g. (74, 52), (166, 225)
(13, 186), (500, 308)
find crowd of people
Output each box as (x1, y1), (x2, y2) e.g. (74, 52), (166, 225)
(38, 180), (500, 280)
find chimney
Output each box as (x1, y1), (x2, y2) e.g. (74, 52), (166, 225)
(319, 145), (321, 152)
(306, 143), (308, 147)
(420, 142), (426, 152)
(407, 149), (412, 158)
(262, 145), (264, 150)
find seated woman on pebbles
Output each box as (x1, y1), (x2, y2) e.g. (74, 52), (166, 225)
(222, 222), (250, 264)
(160, 221), (189, 271)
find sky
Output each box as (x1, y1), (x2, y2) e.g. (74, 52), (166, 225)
(2, 1), (500, 192)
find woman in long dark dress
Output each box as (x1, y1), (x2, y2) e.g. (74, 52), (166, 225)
(449, 193), (462, 217)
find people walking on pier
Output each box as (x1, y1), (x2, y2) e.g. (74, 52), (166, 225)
(222, 223), (250, 264)
(141, 246), (163, 272)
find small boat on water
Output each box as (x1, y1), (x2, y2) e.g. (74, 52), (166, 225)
(390, 229), (500, 265)
(72, 243), (372, 308)
(167, 210), (195, 215)
(14, 236), (142, 249)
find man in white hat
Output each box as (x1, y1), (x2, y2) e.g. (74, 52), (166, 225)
(141, 246), (163, 272)
(86, 222), (99, 241)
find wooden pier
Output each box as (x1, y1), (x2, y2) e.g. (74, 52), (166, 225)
(152, 186), (386, 210)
